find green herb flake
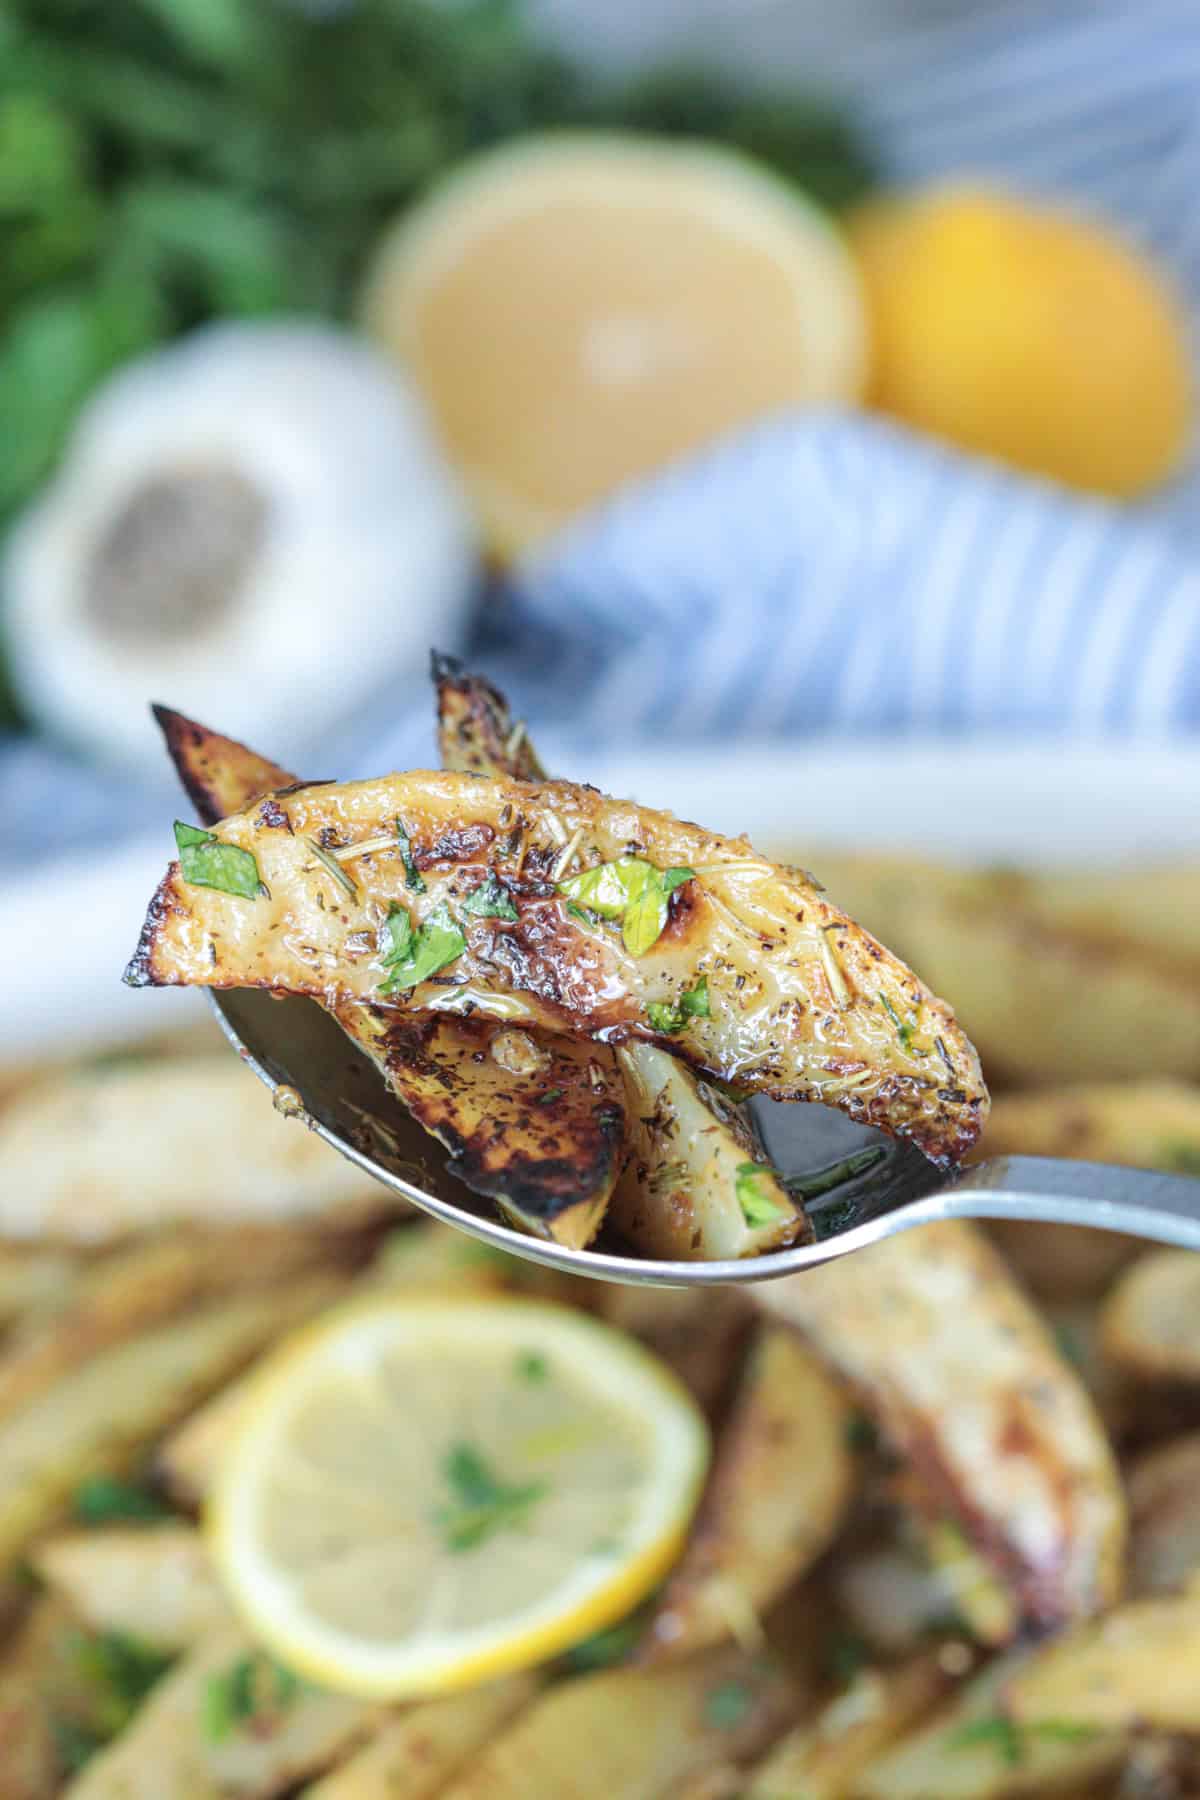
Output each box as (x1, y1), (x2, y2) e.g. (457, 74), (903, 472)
(396, 819), (426, 893)
(537, 1087), (564, 1106)
(72, 1631), (174, 1737)
(565, 900), (599, 927)
(646, 975), (710, 1035)
(735, 1161), (788, 1230)
(1162, 1141), (1200, 1177)
(203, 1652), (301, 1743)
(704, 1679), (755, 1729)
(72, 1474), (172, 1525)
(462, 871), (519, 921)
(844, 1411), (879, 1455)
(433, 1442), (547, 1553)
(558, 858), (695, 957)
(379, 901), (465, 994)
(173, 821), (261, 899)
(880, 992), (915, 1052)
(51, 1714), (106, 1774)
(516, 1350), (549, 1383)
(563, 1612), (644, 1671)
(946, 1714), (1026, 1766)
(826, 1629), (869, 1685)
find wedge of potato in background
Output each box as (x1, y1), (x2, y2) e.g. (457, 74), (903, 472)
(64, 1624), (383, 1799)
(0, 1060), (392, 1244)
(757, 1221), (1126, 1633)
(1101, 1250), (1200, 1382)
(32, 1527), (230, 1651)
(746, 1652), (960, 1799)
(434, 1647), (801, 1800)
(1129, 1433), (1200, 1597)
(856, 1649), (1127, 1800)
(305, 1674), (539, 1799)
(640, 1326), (853, 1659)
(0, 1277), (343, 1566)
(794, 852), (1200, 1087)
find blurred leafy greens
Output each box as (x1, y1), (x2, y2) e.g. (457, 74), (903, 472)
(0, 0), (874, 726)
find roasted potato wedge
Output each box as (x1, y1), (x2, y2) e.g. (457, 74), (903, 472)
(67, 1624), (382, 1798)
(1006, 1576), (1200, 1734)
(641, 1325), (853, 1659)
(1101, 1250), (1200, 1382)
(0, 1227), (356, 1426)
(157, 709), (625, 1248)
(611, 1047), (803, 1259)
(0, 1059), (390, 1244)
(436, 1647), (799, 1800)
(0, 1277), (341, 1565)
(0, 1245), (77, 1330)
(32, 1526), (231, 1650)
(338, 1008), (626, 1247)
(746, 1652), (959, 1799)
(1129, 1433), (1200, 1598)
(437, 663), (804, 1255)
(1015, 862), (1200, 970)
(127, 771), (987, 1165)
(0, 1596), (83, 1799)
(802, 851), (1200, 1088)
(857, 1650), (1126, 1800)
(434, 653), (546, 781)
(305, 1673), (539, 1799)
(758, 1221), (1126, 1631)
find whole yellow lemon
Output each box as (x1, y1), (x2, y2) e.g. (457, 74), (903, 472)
(851, 186), (1192, 498)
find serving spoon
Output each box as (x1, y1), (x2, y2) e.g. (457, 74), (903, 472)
(211, 986), (1200, 1287)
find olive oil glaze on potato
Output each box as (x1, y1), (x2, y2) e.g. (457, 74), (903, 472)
(126, 768), (987, 1168)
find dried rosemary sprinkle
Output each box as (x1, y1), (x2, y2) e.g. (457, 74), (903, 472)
(307, 838), (358, 899)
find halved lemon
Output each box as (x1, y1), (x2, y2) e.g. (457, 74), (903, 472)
(361, 132), (867, 556)
(207, 1294), (709, 1697)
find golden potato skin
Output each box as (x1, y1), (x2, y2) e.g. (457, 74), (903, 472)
(128, 771), (987, 1166)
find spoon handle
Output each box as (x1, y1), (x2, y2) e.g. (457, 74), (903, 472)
(920, 1154), (1200, 1252)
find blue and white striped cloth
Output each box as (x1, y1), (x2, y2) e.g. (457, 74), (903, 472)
(4, 0), (1200, 871)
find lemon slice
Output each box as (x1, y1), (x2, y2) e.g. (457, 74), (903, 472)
(207, 1295), (709, 1697)
(361, 132), (867, 556)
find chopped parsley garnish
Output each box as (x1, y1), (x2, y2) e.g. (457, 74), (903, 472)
(72, 1474), (172, 1525)
(434, 1442), (547, 1552)
(537, 1087), (564, 1105)
(1162, 1141), (1200, 1177)
(880, 992), (916, 1051)
(516, 1350), (549, 1382)
(204, 1651), (302, 1742)
(72, 1631), (174, 1736)
(558, 857), (695, 956)
(844, 1411), (879, 1455)
(563, 1612), (644, 1671)
(646, 975), (710, 1035)
(704, 1679), (755, 1728)
(173, 822), (261, 899)
(378, 901), (465, 994)
(396, 818), (426, 892)
(825, 1629), (869, 1684)
(735, 1161), (789, 1229)
(51, 1715), (105, 1774)
(462, 871), (519, 921)
(946, 1714), (1098, 1765)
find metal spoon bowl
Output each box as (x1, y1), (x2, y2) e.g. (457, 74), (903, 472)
(213, 988), (1200, 1287)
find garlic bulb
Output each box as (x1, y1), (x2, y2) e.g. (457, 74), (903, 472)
(3, 320), (475, 771)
